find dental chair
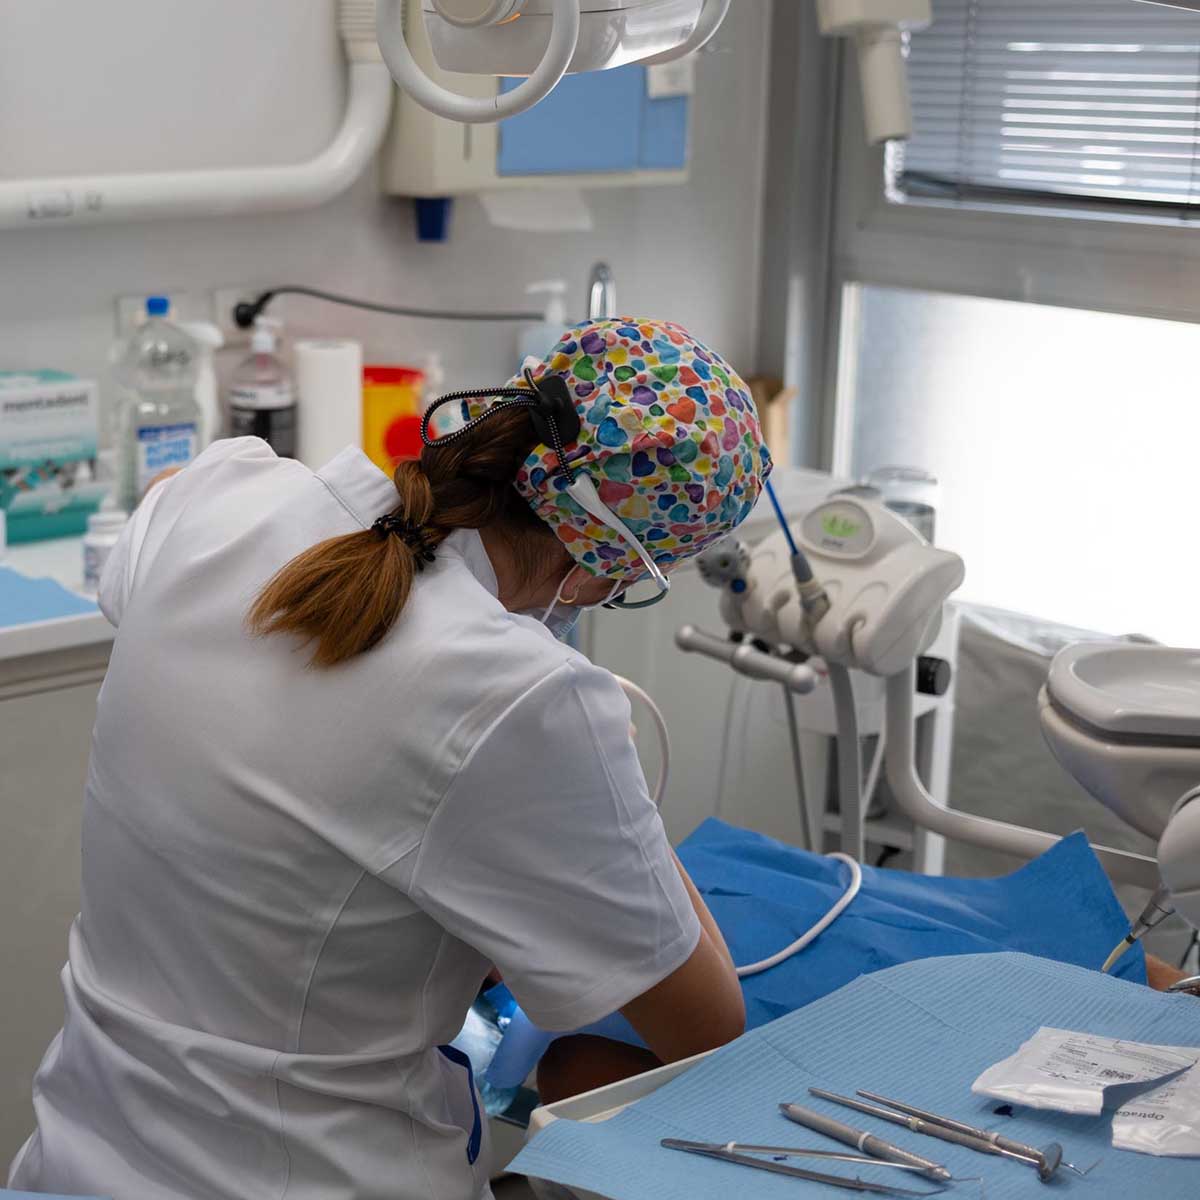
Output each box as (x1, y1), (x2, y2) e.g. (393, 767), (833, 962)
(1041, 642), (1200, 989)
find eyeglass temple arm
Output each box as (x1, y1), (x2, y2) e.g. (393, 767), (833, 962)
(565, 475), (670, 591)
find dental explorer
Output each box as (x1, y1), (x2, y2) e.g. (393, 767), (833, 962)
(857, 1091), (1094, 1178)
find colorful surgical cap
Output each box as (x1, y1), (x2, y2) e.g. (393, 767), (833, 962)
(511, 318), (772, 581)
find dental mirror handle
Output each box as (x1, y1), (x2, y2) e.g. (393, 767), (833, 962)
(809, 1089), (1005, 1156)
(814, 1089), (1058, 1180)
(856, 1090), (1046, 1162)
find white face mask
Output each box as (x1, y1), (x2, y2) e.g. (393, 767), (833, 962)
(538, 569), (623, 642)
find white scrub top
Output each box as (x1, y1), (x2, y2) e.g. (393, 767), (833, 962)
(9, 438), (699, 1200)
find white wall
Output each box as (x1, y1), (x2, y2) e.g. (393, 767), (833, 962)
(0, 0), (771, 425)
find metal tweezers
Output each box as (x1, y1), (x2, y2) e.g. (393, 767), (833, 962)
(661, 1138), (949, 1196)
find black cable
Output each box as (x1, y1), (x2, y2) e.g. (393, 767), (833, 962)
(899, 170), (1200, 222)
(233, 285), (542, 330)
(1178, 930), (1199, 971)
(782, 686), (815, 852)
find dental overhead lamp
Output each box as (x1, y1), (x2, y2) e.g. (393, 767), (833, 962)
(376, 0), (933, 140)
(375, 0), (731, 123)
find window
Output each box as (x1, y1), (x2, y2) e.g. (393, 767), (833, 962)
(836, 283), (1200, 645)
(894, 0), (1200, 217)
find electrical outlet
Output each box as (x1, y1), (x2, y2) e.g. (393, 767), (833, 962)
(212, 285), (262, 346)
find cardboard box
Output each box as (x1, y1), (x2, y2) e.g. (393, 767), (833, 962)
(0, 370), (106, 542)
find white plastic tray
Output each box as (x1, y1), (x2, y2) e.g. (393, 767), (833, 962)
(514, 1051), (713, 1200)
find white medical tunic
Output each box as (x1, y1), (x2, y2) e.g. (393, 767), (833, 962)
(9, 438), (699, 1200)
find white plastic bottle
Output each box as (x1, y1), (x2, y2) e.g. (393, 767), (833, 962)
(518, 280), (569, 365)
(82, 508), (129, 593)
(115, 296), (201, 511)
(229, 319), (297, 458)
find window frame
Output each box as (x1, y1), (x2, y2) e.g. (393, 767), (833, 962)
(892, 0), (1200, 220)
(818, 44), (1200, 467)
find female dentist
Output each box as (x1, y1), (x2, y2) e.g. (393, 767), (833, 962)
(10, 319), (771, 1200)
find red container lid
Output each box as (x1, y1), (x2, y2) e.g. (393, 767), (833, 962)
(386, 415), (424, 463)
(364, 365), (424, 386)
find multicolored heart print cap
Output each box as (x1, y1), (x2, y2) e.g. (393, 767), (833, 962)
(511, 317), (772, 582)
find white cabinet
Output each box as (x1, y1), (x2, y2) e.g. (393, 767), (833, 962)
(0, 537), (112, 1164)
(1, 640), (110, 1164)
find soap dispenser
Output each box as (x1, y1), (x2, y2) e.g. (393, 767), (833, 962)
(518, 281), (569, 365)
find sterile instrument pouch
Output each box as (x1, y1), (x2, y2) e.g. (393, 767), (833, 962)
(972, 1026), (1197, 1117)
(1112, 1062), (1200, 1157)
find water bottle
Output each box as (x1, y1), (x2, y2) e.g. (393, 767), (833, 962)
(115, 296), (201, 512)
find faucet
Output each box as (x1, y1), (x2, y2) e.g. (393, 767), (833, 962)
(586, 262), (616, 321)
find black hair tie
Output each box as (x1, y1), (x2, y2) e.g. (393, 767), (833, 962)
(371, 513), (438, 571)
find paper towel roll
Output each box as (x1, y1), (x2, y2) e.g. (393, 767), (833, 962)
(294, 339), (363, 470)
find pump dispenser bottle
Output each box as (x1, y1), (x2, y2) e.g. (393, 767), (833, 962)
(518, 280), (569, 364)
(229, 319), (297, 458)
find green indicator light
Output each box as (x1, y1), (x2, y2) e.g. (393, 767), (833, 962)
(821, 514), (860, 538)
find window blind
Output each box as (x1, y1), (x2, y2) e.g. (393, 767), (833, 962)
(893, 0), (1200, 215)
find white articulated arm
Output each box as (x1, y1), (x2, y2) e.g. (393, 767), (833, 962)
(1159, 787), (1200, 931)
(884, 663), (1161, 890)
(0, 0), (393, 229)
(376, 0), (580, 123)
(816, 0), (933, 143)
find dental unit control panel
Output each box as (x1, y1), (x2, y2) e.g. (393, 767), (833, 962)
(719, 497), (964, 678)
(679, 482), (965, 866)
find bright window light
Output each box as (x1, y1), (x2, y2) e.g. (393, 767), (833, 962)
(837, 284), (1200, 645)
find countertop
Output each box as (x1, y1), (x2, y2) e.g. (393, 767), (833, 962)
(0, 536), (114, 663)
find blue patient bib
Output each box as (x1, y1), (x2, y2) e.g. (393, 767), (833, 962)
(485, 823), (1144, 1087)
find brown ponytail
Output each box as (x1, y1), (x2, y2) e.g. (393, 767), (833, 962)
(248, 407), (563, 667)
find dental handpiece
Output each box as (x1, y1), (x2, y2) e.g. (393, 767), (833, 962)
(781, 1103), (951, 1182)
(1101, 884), (1176, 974)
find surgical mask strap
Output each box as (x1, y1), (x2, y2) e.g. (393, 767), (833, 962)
(541, 570), (575, 626)
(541, 568), (622, 627)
